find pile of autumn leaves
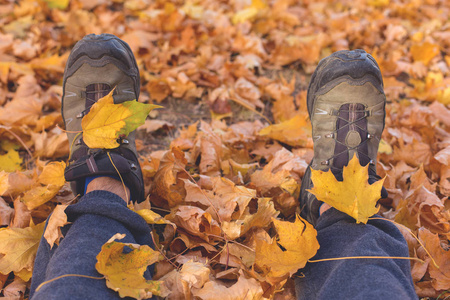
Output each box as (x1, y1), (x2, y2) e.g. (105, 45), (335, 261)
(0, 0), (449, 298)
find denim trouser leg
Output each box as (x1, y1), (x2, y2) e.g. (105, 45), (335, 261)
(295, 208), (417, 299)
(30, 191), (154, 300)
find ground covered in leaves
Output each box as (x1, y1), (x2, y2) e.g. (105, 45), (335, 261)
(0, 0), (449, 299)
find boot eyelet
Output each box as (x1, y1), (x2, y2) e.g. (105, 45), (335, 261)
(76, 112), (84, 119)
(321, 160), (329, 165)
(75, 138), (82, 146)
(130, 163), (137, 170)
(325, 133), (335, 138)
(367, 133), (373, 139)
(122, 139), (129, 145)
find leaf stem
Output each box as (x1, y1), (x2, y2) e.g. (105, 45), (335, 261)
(308, 256), (424, 264)
(106, 151), (128, 203)
(35, 274), (104, 292)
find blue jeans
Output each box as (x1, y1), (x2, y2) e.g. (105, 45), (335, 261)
(30, 192), (417, 299)
(295, 208), (417, 299)
(30, 191), (155, 300)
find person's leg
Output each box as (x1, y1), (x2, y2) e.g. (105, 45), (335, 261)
(295, 208), (417, 299)
(30, 178), (154, 300)
(297, 50), (416, 299)
(30, 34), (151, 299)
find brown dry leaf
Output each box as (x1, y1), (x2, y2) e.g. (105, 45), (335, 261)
(0, 75), (43, 126)
(0, 221), (45, 277)
(418, 228), (450, 291)
(139, 119), (174, 133)
(11, 198), (31, 229)
(250, 167), (298, 209)
(166, 206), (221, 242)
(31, 129), (69, 158)
(0, 171), (9, 195)
(264, 77), (297, 122)
(160, 261), (210, 299)
(0, 197), (14, 226)
(233, 77), (264, 109)
(222, 197), (279, 240)
(192, 270), (264, 300)
(150, 147), (187, 208)
(197, 122), (222, 176)
(255, 214), (319, 279)
(170, 122), (198, 150)
(3, 276), (26, 298)
(184, 177), (256, 223)
(146, 78), (171, 103)
(179, 261), (210, 290)
(43, 204), (69, 248)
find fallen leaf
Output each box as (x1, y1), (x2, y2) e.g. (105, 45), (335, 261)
(43, 0), (70, 10)
(43, 204), (69, 248)
(95, 234), (167, 299)
(0, 171), (9, 195)
(0, 197), (14, 226)
(21, 185), (60, 210)
(133, 208), (175, 226)
(410, 42), (440, 66)
(3, 276), (26, 297)
(82, 89), (161, 149)
(31, 129), (69, 158)
(192, 270), (264, 300)
(259, 115), (311, 147)
(0, 222), (45, 276)
(150, 147), (187, 208)
(166, 206), (222, 242)
(0, 149), (23, 172)
(11, 198), (31, 229)
(179, 260), (210, 289)
(38, 161), (66, 187)
(308, 155), (385, 224)
(418, 228), (450, 291)
(255, 214), (319, 279)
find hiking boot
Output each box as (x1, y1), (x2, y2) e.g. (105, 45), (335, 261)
(299, 49), (388, 225)
(62, 33), (145, 202)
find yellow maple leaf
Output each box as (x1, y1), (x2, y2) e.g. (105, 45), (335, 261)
(0, 222), (45, 276)
(410, 42), (440, 66)
(0, 149), (22, 172)
(21, 185), (60, 210)
(42, 0), (69, 9)
(82, 90), (161, 149)
(38, 161), (66, 187)
(367, 0), (389, 7)
(308, 155), (385, 224)
(378, 138), (393, 154)
(232, 0), (267, 24)
(258, 115), (311, 147)
(132, 208), (176, 227)
(95, 234), (168, 299)
(255, 214), (319, 278)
